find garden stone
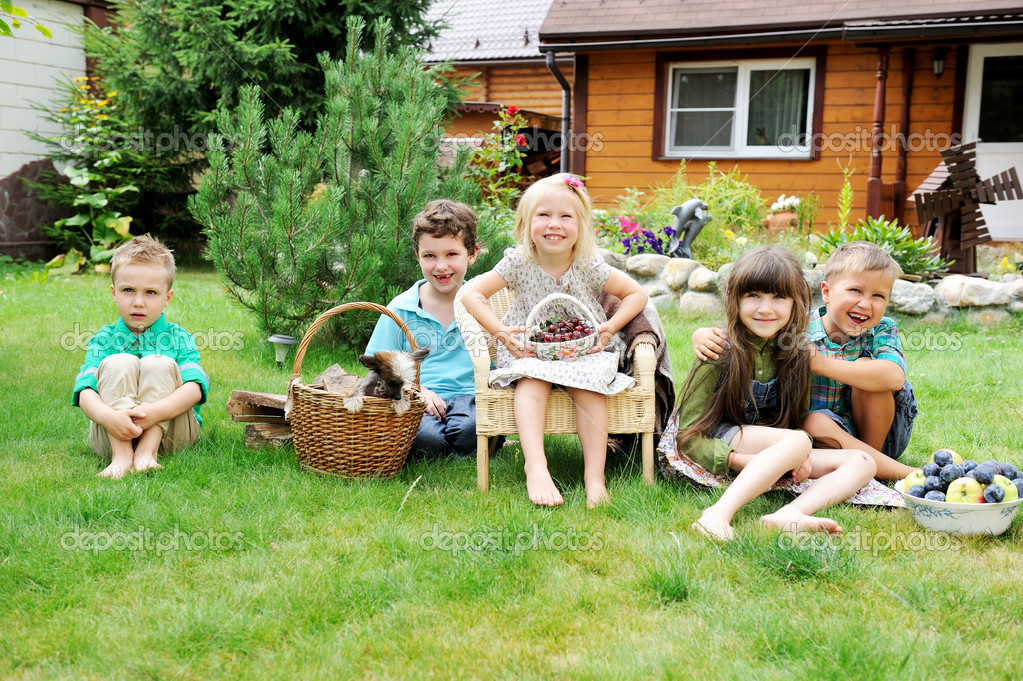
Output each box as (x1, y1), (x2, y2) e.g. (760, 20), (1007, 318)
(717, 262), (734, 287)
(966, 306), (1010, 326)
(678, 291), (723, 317)
(662, 258), (700, 291)
(601, 249), (626, 271)
(627, 254), (671, 279)
(650, 293), (675, 311)
(804, 269), (824, 310)
(934, 275), (1010, 307)
(1009, 301), (1023, 315)
(890, 279), (935, 315)
(688, 267), (718, 292)
(1007, 280), (1023, 300)
(803, 251), (818, 267)
(643, 282), (670, 299)
(1002, 273), (1019, 283)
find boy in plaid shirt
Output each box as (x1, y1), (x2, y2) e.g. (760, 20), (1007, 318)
(692, 241), (918, 479)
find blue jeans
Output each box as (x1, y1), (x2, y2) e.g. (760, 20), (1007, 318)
(810, 380), (917, 460)
(412, 394), (476, 457)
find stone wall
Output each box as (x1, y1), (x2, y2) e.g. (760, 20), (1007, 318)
(0, 160), (66, 260)
(603, 251), (1023, 324)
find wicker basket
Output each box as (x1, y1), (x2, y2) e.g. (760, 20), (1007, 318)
(525, 292), (600, 362)
(287, 302), (426, 477)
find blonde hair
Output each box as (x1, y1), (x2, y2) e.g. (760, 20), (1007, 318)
(110, 234), (176, 288)
(823, 241), (902, 284)
(513, 173), (596, 265)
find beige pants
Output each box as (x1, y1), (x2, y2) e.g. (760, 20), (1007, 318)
(89, 354), (200, 455)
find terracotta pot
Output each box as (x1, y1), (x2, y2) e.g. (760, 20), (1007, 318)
(761, 210), (797, 232)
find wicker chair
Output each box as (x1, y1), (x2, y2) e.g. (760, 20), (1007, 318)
(454, 283), (657, 491)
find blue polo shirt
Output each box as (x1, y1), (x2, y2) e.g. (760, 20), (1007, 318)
(365, 280), (474, 399)
(72, 314), (210, 426)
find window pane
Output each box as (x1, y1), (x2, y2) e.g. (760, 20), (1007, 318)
(747, 69), (810, 146)
(672, 111), (733, 148)
(979, 56), (1023, 143)
(672, 68), (736, 109)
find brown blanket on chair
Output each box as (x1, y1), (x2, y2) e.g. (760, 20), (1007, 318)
(598, 292), (675, 433)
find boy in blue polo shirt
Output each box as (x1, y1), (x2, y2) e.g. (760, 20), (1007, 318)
(365, 200), (479, 457)
(73, 235), (209, 479)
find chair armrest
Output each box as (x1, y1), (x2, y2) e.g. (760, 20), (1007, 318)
(630, 341), (656, 390)
(454, 285), (494, 393)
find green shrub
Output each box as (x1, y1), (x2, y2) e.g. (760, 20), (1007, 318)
(816, 216), (952, 278)
(189, 19), (510, 345)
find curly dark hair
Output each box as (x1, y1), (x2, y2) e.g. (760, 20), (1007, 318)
(412, 199), (479, 255)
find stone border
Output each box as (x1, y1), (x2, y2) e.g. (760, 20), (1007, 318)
(602, 250), (1023, 325)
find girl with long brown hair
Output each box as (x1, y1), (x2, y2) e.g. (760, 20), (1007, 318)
(673, 247), (876, 540)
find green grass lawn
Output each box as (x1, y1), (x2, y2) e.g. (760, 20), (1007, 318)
(1, 266), (1022, 680)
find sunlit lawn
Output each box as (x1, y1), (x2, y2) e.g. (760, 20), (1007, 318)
(1, 264), (1021, 680)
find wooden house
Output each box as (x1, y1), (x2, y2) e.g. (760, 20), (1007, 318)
(424, 0), (573, 175)
(537, 1), (1023, 238)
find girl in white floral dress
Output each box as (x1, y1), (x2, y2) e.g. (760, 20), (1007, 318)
(462, 174), (648, 508)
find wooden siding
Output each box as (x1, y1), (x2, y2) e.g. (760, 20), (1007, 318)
(581, 43), (958, 229)
(444, 62), (574, 137)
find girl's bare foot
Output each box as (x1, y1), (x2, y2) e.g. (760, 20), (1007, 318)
(762, 508), (841, 535)
(585, 482), (610, 509)
(98, 459), (132, 480)
(791, 459), (812, 482)
(691, 507), (735, 541)
(525, 464), (563, 507)
(132, 453), (163, 473)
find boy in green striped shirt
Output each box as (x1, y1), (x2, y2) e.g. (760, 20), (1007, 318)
(73, 235), (209, 479)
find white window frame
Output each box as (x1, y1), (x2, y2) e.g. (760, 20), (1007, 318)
(664, 58), (815, 159)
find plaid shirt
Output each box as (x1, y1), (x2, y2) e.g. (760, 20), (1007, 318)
(808, 306), (906, 432)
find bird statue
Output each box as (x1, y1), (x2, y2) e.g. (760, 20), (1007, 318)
(666, 198), (711, 259)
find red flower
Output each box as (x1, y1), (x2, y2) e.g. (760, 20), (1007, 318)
(515, 133), (527, 148)
(506, 105), (519, 115)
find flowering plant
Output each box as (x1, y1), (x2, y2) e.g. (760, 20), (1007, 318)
(467, 105), (528, 209)
(769, 194), (801, 213)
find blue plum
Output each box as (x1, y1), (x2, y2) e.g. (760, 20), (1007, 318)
(961, 460), (978, 473)
(983, 484), (1005, 504)
(922, 462), (940, 478)
(907, 484), (926, 498)
(924, 491), (946, 502)
(939, 464), (964, 484)
(973, 465), (997, 485)
(924, 475), (944, 492)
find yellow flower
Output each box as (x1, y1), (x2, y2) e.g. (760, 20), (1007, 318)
(78, 85), (90, 90)
(108, 91), (118, 97)
(58, 108), (68, 113)
(95, 99), (108, 107)
(96, 114), (108, 120)
(73, 76), (89, 82)
(724, 230), (734, 242)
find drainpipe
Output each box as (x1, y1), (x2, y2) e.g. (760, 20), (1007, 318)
(545, 52), (571, 174)
(866, 46), (890, 219)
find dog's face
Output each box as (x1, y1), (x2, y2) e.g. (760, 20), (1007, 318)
(357, 349), (430, 401)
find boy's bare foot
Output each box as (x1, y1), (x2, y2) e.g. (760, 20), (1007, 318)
(761, 508), (841, 535)
(585, 482), (610, 509)
(132, 453), (163, 473)
(691, 508), (735, 541)
(98, 459), (132, 480)
(524, 464), (563, 507)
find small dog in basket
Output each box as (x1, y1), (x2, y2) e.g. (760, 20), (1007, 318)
(343, 349), (429, 415)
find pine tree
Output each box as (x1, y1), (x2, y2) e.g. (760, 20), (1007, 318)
(189, 18), (508, 344)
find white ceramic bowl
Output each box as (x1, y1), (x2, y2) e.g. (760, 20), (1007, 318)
(895, 480), (1023, 535)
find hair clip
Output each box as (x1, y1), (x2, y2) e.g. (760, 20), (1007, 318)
(561, 173), (583, 189)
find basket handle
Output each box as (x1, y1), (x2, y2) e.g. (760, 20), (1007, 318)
(524, 292), (599, 332)
(289, 302), (420, 382)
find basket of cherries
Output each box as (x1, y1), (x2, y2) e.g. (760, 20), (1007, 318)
(525, 293), (600, 362)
